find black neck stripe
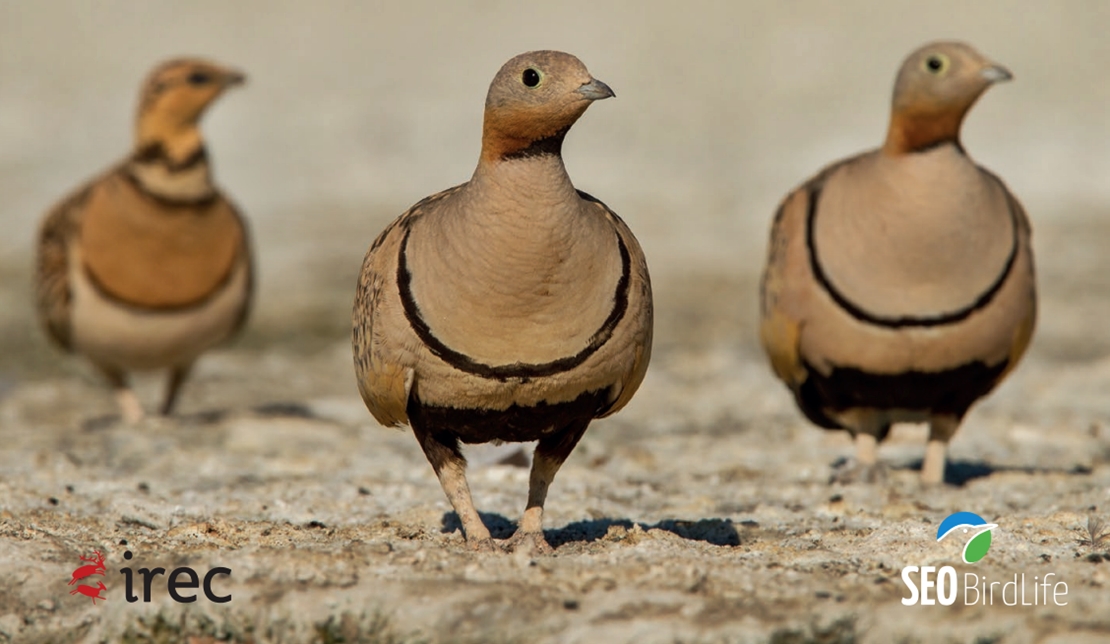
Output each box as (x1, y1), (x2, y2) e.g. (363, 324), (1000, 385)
(908, 137), (966, 155)
(805, 177), (1020, 329)
(500, 127), (569, 161)
(131, 142), (209, 172)
(122, 168), (218, 208)
(396, 223), (632, 381)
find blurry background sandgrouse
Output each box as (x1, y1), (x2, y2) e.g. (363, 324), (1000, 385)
(352, 51), (653, 554)
(34, 58), (253, 424)
(759, 41), (1036, 485)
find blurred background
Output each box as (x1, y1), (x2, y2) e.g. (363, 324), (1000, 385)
(1, 0), (1108, 393)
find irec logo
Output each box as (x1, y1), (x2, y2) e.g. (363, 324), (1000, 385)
(65, 546), (232, 606)
(935, 511), (996, 564)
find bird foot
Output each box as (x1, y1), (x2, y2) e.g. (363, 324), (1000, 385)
(829, 458), (889, 485)
(503, 530), (554, 556)
(464, 537), (501, 554)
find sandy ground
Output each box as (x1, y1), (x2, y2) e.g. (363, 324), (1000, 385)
(3, 2), (1110, 642)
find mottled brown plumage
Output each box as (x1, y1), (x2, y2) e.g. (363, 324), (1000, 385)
(759, 42), (1036, 485)
(35, 58), (252, 422)
(353, 51), (652, 553)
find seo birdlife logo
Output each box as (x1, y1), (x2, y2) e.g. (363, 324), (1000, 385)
(901, 512), (1069, 607)
(936, 511), (996, 564)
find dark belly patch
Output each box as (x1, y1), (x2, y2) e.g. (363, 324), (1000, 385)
(798, 359), (1009, 429)
(407, 388), (610, 444)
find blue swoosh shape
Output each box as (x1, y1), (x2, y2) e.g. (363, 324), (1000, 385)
(937, 511), (987, 541)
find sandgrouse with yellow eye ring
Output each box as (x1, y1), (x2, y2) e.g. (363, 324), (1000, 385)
(35, 58), (253, 423)
(353, 51), (653, 554)
(760, 42), (1035, 485)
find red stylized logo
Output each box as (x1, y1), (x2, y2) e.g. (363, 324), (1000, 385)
(70, 580), (107, 604)
(68, 550), (107, 605)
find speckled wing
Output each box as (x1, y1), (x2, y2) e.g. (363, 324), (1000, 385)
(578, 192), (653, 418)
(759, 156), (864, 429)
(981, 167), (1036, 378)
(759, 157), (857, 389)
(34, 177), (99, 352)
(224, 195), (254, 339)
(352, 185), (465, 427)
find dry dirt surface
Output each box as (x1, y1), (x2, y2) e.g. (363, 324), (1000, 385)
(2, 265), (1109, 643)
(3, 2), (1110, 643)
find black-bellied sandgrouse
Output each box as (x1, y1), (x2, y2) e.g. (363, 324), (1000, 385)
(760, 42), (1035, 485)
(353, 51), (653, 553)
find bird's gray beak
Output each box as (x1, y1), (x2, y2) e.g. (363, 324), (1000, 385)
(578, 78), (615, 101)
(980, 64), (1012, 84)
(223, 70), (247, 87)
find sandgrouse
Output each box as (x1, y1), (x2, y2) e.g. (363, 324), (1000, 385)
(35, 58), (252, 423)
(353, 51), (653, 553)
(759, 42), (1036, 485)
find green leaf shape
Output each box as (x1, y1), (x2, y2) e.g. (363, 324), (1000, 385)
(963, 529), (992, 563)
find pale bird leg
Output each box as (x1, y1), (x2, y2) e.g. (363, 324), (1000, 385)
(855, 433), (879, 465)
(922, 440), (947, 485)
(922, 415), (959, 485)
(116, 387), (145, 425)
(831, 419), (888, 484)
(507, 419), (590, 556)
(411, 422), (495, 551)
(160, 364), (192, 416)
(100, 365), (144, 424)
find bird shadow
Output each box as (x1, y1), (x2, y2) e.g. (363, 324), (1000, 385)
(251, 401), (317, 419)
(80, 414), (123, 432)
(892, 459), (1093, 487)
(80, 409), (231, 431)
(440, 512), (741, 548)
(79, 400), (316, 432)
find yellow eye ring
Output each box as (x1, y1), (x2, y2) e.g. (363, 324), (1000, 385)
(923, 53), (950, 75)
(522, 68), (542, 88)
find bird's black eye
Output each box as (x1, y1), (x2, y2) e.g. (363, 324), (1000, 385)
(925, 56), (944, 73)
(522, 68), (541, 87)
(187, 71), (212, 86)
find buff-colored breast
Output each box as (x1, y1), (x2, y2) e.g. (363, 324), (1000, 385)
(80, 173), (243, 308)
(812, 147), (1015, 320)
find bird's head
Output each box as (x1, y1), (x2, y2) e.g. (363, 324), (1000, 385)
(481, 50), (614, 163)
(884, 41), (1011, 155)
(134, 58), (246, 158)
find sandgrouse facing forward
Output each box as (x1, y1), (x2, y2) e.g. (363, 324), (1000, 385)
(353, 51), (653, 553)
(35, 58), (253, 423)
(759, 42), (1036, 485)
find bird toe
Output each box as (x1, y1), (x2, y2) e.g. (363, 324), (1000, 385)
(503, 530), (555, 556)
